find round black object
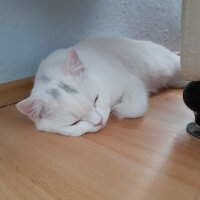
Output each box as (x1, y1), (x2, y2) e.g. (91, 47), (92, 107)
(183, 81), (200, 114)
(183, 81), (200, 138)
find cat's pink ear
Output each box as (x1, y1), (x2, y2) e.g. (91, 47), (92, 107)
(16, 98), (48, 121)
(63, 48), (85, 77)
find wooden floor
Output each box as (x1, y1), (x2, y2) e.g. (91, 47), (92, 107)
(0, 89), (200, 200)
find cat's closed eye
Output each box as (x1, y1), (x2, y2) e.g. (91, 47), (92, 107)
(70, 120), (81, 126)
(94, 95), (99, 107)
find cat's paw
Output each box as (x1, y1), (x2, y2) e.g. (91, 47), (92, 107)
(112, 103), (147, 119)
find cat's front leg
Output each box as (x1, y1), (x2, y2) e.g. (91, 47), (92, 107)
(111, 78), (148, 119)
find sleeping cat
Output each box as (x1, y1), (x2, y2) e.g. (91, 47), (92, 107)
(16, 37), (185, 136)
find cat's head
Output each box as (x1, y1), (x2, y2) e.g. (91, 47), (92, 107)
(16, 49), (110, 136)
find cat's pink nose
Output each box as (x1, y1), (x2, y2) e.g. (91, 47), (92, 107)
(94, 119), (103, 126)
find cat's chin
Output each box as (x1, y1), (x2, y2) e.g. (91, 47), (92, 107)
(35, 121), (105, 137)
(87, 124), (105, 134)
(64, 124), (105, 136)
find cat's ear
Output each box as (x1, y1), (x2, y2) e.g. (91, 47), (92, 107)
(63, 48), (85, 77)
(16, 98), (49, 121)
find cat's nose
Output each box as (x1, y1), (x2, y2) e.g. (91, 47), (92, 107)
(88, 110), (103, 126)
(94, 119), (103, 126)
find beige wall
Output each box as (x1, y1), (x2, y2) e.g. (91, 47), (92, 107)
(181, 0), (200, 80)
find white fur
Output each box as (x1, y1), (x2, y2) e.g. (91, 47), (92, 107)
(17, 37), (185, 136)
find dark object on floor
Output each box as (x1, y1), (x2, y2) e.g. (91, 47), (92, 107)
(183, 81), (200, 139)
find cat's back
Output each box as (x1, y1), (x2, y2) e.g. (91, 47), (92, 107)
(75, 37), (180, 92)
(75, 37), (177, 67)
(75, 37), (178, 74)
(75, 37), (171, 55)
(36, 37), (178, 85)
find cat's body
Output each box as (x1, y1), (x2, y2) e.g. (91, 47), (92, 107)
(17, 37), (185, 136)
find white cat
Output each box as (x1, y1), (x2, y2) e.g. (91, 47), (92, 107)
(16, 37), (185, 136)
